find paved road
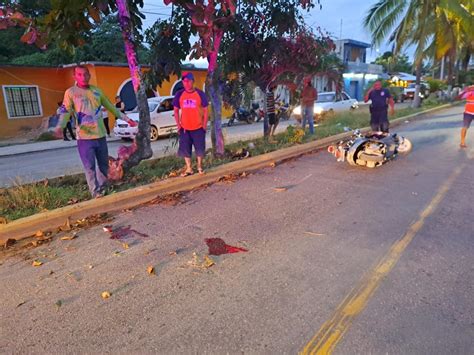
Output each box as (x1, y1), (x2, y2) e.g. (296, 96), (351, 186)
(0, 119), (296, 187)
(1, 105), (473, 354)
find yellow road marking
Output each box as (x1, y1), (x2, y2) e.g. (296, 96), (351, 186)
(301, 164), (465, 355)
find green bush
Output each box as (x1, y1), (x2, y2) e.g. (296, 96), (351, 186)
(425, 78), (446, 93)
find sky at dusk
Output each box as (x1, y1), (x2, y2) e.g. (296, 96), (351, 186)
(141, 0), (408, 64)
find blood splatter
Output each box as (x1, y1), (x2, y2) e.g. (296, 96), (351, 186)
(205, 238), (248, 256)
(106, 225), (149, 240)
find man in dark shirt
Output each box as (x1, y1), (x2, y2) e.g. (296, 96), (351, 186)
(364, 81), (395, 133)
(267, 85), (278, 142)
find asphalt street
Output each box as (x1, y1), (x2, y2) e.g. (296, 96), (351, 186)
(0, 105), (472, 354)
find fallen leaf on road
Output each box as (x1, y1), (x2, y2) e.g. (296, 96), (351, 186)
(32, 260), (43, 267)
(88, 265), (94, 269)
(101, 291), (111, 299)
(35, 230), (44, 238)
(60, 234), (77, 241)
(274, 186), (288, 192)
(16, 301), (26, 308)
(0, 216), (8, 224)
(55, 300), (62, 309)
(188, 252), (215, 269)
(113, 251), (122, 257)
(217, 174), (238, 184)
(304, 231), (326, 237)
(48, 270), (54, 275)
(122, 243), (129, 249)
(59, 218), (72, 231)
(147, 266), (155, 275)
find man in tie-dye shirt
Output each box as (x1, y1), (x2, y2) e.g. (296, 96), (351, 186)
(55, 65), (131, 197)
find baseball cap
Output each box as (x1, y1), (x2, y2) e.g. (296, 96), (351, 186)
(181, 72), (195, 81)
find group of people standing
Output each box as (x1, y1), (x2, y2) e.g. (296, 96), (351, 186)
(55, 65), (472, 200)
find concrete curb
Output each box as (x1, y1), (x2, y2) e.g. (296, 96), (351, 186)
(0, 103), (456, 244)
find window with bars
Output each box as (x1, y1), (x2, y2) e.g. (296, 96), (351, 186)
(2, 86), (43, 119)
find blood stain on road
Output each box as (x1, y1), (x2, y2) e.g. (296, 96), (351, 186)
(205, 238), (248, 256)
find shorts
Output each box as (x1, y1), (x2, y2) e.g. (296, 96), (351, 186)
(178, 128), (206, 158)
(370, 110), (389, 133)
(463, 112), (474, 128)
(268, 113), (277, 125)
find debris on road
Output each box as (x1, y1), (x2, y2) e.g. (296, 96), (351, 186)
(147, 266), (155, 275)
(187, 252), (215, 269)
(101, 291), (111, 299)
(205, 238), (248, 256)
(60, 234), (77, 241)
(32, 260), (43, 267)
(304, 231), (326, 237)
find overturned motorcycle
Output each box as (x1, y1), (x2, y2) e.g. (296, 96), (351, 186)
(327, 129), (412, 168)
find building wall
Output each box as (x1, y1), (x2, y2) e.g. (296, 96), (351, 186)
(0, 66), (70, 138)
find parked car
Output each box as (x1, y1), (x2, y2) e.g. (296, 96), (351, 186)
(403, 82), (429, 101)
(113, 96), (176, 141)
(292, 91), (358, 121)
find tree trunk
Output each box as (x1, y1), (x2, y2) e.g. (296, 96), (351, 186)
(206, 71), (225, 156)
(413, 62), (422, 108)
(206, 30), (225, 157)
(116, 0), (152, 171)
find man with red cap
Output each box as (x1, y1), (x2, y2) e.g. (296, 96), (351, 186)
(173, 72), (209, 176)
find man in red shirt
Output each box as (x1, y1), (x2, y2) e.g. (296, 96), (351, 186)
(173, 72), (209, 176)
(301, 78), (318, 134)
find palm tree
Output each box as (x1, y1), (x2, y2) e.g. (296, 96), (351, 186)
(364, 0), (473, 107)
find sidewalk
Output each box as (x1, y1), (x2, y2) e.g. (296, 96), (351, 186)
(0, 136), (120, 157)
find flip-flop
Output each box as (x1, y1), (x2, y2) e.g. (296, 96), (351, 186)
(180, 170), (194, 177)
(460, 144), (468, 149)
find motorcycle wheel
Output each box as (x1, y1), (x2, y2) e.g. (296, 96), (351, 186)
(228, 119), (234, 127)
(397, 137), (413, 154)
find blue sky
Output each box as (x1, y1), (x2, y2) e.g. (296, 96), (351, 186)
(141, 0), (404, 63)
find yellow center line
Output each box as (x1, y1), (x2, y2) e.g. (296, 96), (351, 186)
(301, 164), (465, 355)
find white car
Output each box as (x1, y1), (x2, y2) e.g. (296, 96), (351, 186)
(292, 91), (359, 120)
(113, 96), (177, 141)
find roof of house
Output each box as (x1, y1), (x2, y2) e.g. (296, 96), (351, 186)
(336, 39), (372, 49)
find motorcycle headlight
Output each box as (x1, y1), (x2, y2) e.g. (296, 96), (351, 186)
(293, 106), (302, 115)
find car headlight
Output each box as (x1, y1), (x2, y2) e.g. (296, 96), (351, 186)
(293, 106), (302, 115)
(314, 107), (324, 115)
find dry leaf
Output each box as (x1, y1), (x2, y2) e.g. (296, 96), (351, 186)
(270, 162), (276, 168)
(32, 260), (43, 267)
(55, 300), (62, 309)
(60, 234), (77, 241)
(101, 291), (111, 299)
(274, 187), (288, 192)
(122, 243), (129, 249)
(16, 301), (26, 308)
(147, 266), (155, 275)
(35, 230), (44, 238)
(203, 255), (215, 268)
(0, 216), (8, 224)
(113, 251), (121, 257)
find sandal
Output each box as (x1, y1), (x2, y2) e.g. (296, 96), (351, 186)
(180, 170), (194, 177)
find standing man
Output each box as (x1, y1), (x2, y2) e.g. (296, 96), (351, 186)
(301, 78), (318, 134)
(173, 72), (209, 176)
(55, 65), (130, 198)
(364, 80), (395, 133)
(459, 86), (474, 148)
(267, 85), (278, 142)
(115, 95), (126, 113)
